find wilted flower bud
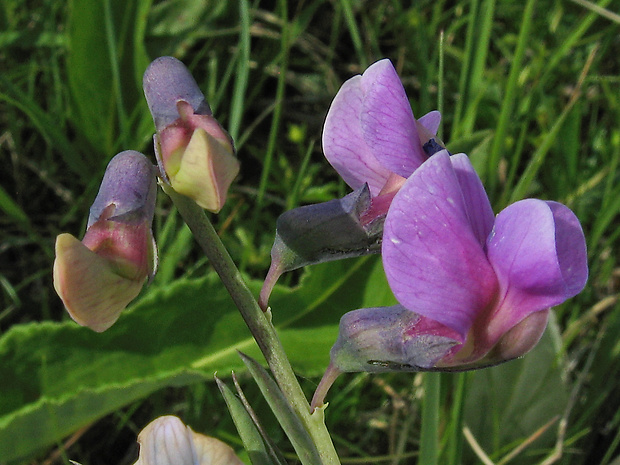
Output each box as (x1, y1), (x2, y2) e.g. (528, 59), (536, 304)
(134, 416), (243, 465)
(143, 56), (239, 212)
(259, 184), (383, 309)
(53, 151), (157, 332)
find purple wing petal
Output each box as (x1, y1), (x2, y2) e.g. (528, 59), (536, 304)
(383, 151), (498, 338)
(485, 199), (588, 336)
(323, 75), (392, 195)
(450, 154), (495, 247)
(360, 59), (426, 178)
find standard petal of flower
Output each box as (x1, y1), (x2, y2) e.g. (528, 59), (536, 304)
(136, 416), (197, 465)
(360, 59), (426, 178)
(88, 151), (157, 228)
(191, 430), (245, 465)
(323, 74), (391, 195)
(449, 153), (495, 247)
(485, 199), (588, 338)
(489, 309), (549, 362)
(53, 233), (145, 333)
(81, 216), (154, 281)
(383, 151), (498, 338)
(171, 127), (240, 212)
(143, 56), (212, 131)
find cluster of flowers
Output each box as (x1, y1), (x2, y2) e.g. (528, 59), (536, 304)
(53, 57), (239, 332)
(257, 60), (588, 405)
(53, 57), (588, 453)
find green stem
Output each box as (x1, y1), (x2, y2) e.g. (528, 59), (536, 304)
(167, 188), (341, 465)
(419, 373), (441, 465)
(444, 372), (467, 464)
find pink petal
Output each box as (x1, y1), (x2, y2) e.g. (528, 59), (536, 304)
(322, 75), (391, 195)
(360, 59), (426, 178)
(485, 199), (588, 337)
(383, 151), (498, 338)
(450, 154), (495, 246)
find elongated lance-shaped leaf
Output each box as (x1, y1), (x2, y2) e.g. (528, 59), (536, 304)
(215, 375), (278, 465)
(238, 352), (323, 465)
(230, 373), (289, 465)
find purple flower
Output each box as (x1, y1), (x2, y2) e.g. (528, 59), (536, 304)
(260, 59), (441, 309)
(312, 151), (588, 409)
(383, 151), (587, 362)
(323, 58), (442, 220)
(53, 151), (158, 332)
(143, 56), (239, 213)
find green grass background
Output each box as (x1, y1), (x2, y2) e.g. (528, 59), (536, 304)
(0, 0), (619, 464)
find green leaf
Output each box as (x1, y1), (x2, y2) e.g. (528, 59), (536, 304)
(463, 315), (568, 463)
(239, 353), (321, 465)
(0, 256), (392, 462)
(215, 376), (279, 465)
(0, 183), (29, 225)
(66, 0), (150, 156)
(0, 76), (90, 181)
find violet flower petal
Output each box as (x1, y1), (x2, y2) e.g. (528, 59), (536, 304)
(485, 199), (588, 337)
(88, 150), (157, 228)
(450, 153), (495, 247)
(143, 56), (212, 131)
(418, 110), (441, 135)
(323, 75), (391, 195)
(360, 59), (426, 178)
(383, 151), (498, 338)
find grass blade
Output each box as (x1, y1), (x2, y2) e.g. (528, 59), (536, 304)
(238, 352), (323, 465)
(215, 374), (280, 465)
(486, 0), (537, 193)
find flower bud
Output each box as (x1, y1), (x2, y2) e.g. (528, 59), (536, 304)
(53, 151), (157, 332)
(134, 416), (243, 465)
(143, 56), (239, 212)
(259, 184), (383, 309)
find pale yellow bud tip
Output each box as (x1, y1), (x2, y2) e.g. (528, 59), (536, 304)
(170, 128), (240, 212)
(53, 233), (145, 332)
